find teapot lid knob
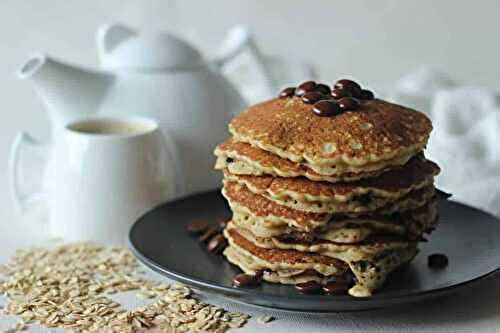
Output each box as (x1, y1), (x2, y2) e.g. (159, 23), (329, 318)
(96, 23), (204, 70)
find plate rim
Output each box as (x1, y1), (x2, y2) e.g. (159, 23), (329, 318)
(128, 191), (500, 311)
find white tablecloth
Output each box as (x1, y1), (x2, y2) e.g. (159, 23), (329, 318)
(0, 222), (499, 333)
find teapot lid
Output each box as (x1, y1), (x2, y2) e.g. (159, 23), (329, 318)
(97, 24), (205, 70)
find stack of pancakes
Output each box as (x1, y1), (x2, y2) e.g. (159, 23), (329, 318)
(214, 93), (440, 297)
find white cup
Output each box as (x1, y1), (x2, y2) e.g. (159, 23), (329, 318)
(10, 116), (177, 244)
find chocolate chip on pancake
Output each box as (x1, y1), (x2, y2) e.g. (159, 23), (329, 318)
(214, 78), (441, 297)
(295, 81), (317, 97)
(295, 281), (322, 294)
(316, 83), (331, 95)
(302, 91), (325, 104)
(360, 89), (375, 100)
(229, 97), (431, 170)
(338, 97), (361, 111)
(331, 88), (350, 99)
(334, 79), (362, 94)
(279, 87), (296, 98)
(322, 281), (350, 295)
(312, 100), (342, 117)
(276, 231), (317, 244)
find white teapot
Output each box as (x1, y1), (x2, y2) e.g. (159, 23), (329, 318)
(13, 23), (269, 210)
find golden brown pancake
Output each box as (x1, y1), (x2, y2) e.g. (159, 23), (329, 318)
(229, 222), (414, 262)
(229, 97), (432, 172)
(223, 156), (438, 213)
(222, 180), (330, 230)
(223, 180), (438, 241)
(223, 227), (348, 276)
(215, 139), (387, 182)
(224, 223), (419, 297)
(224, 245), (336, 284)
(225, 156), (439, 202)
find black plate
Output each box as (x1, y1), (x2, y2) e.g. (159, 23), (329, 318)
(129, 190), (500, 312)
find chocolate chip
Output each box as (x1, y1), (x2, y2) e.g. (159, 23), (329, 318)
(207, 233), (227, 253)
(315, 83), (331, 95)
(301, 91), (324, 104)
(356, 193), (372, 205)
(322, 281), (349, 295)
(331, 88), (350, 99)
(279, 87), (296, 98)
(187, 219), (209, 234)
(295, 81), (317, 97)
(334, 271), (355, 285)
(359, 89), (374, 100)
(294, 281), (322, 294)
(334, 79), (361, 93)
(225, 157), (234, 163)
(312, 100), (342, 117)
(436, 188), (452, 200)
(277, 231), (316, 243)
(233, 273), (262, 287)
(254, 269), (267, 278)
(338, 97), (361, 111)
(428, 253), (448, 268)
(199, 227), (218, 242)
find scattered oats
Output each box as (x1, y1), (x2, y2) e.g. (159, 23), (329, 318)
(257, 315), (275, 324)
(0, 242), (249, 332)
(14, 321), (26, 331)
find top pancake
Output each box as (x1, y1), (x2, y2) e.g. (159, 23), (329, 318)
(229, 97), (432, 169)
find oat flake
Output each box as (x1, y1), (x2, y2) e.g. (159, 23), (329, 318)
(0, 242), (249, 332)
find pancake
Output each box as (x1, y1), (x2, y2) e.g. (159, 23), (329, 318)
(224, 246), (334, 284)
(222, 180), (330, 231)
(231, 200), (438, 243)
(229, 97), (432, 175)
(224, 224), (418, 297)
(224, 180), (438, 242)
(223, 227), (349, 279)
(256, 185), (436, 215)
(215, 139), (388, 182)
(224, 156), (438, 213)
(224, 156), (438, 204)
(228, 223), (415, 263)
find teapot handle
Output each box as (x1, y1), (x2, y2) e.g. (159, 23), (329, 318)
(9, 132), (46, 213)
(212, 25), (274, 102)
(96, 23), (136, 61)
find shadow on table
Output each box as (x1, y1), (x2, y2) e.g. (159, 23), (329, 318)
(348, 273), (500, 326)
(218, 273), (500, 331)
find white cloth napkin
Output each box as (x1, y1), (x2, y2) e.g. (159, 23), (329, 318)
(390, 66), (500, 217)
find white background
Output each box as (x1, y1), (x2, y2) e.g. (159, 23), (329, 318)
(0, 2), (500, 332)
(3, 0), (500, 227)
(2, 0), (500, 226)
(1, 0), (499, 230)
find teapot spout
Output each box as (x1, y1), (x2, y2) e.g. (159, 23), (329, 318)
(18, 53), (115, 128)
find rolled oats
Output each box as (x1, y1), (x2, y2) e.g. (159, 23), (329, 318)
(0, 242), (249, 332)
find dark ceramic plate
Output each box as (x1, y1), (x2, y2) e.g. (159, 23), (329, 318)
(129, 190), (500, 312)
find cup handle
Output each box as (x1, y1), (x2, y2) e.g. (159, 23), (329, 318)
(9, 132), (46, 213)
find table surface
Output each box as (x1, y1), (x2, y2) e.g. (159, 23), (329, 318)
(1, 220), (500, 333)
